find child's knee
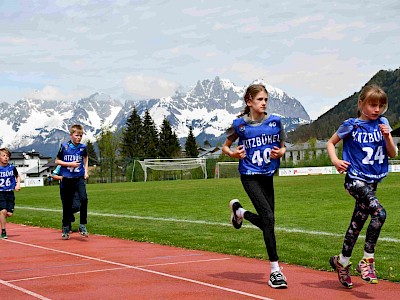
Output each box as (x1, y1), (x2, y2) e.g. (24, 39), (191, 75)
(1, 209), (7, 216)
(377, 207), (386, 223)
(371, 207), (386, 228)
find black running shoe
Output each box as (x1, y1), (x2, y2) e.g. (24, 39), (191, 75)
(229, 199), (243, 229)
(268, 269), (288, 289)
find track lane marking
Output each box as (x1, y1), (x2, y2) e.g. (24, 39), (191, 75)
(16, 206), (400, 243)
(2, 238), (274, 300)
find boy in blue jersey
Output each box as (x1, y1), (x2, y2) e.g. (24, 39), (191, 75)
(222, 84), (288, 289)
(327, 84), (397, 288)
(51, 165), (81, 231)
(0, 148), (21, 239)
(56, 124), (89, 240)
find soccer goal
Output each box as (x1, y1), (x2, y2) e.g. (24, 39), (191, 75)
(139, 158), (207, 182)
(215, 161), (239, 179)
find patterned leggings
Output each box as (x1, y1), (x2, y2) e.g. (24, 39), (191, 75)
(342, 175), (386, 257)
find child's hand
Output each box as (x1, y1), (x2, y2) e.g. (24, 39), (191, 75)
(333, 159), (351, 174)
(271, 146), (284, 159)
(232, 145), (246, 159)
(70, 161), (80, 168)
(379, 124), (390, 137)
(15, 184), (21, 192)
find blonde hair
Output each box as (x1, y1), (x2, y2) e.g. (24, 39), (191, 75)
(358, 84), (388, 117)
(0, 147), (11, 158)
(70, 124), (84, 135)
(238, 84), (268, 117)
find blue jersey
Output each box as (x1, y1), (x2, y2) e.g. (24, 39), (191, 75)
(0, 164), (18, 191)
(338, 117), (391, 183)
(233, 114), (283, 176)
(57, 141), (87, 178)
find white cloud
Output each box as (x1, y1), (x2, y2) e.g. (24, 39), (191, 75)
(123, 75), (179, 99)
(25, 86), (86, 101)
(0, 0), (399, 120)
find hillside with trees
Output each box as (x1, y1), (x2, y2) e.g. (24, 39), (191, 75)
(288, 68), (400, 143)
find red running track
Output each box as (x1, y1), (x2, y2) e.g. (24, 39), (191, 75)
(1, 223), (399, 300)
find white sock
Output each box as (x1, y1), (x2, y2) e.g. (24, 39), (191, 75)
(364, 251), (374, 259)
(339, 254), (350, 266)
(236, 207), (246, 218)
(270, 261), (280, 273)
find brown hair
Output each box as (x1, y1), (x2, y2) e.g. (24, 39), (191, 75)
(357, 84), (388, 117)
(0, 147), (11, 158)
(238, 84), (268, 117)
(70, 124), (84, 135)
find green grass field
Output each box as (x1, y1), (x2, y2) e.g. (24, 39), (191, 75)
(10, 173), (400, 282)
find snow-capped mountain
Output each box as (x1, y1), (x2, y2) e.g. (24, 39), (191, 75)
(0, 77), (310, 157)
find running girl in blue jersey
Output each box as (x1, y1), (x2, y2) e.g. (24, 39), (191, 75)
(327, 84), (397, 289)
(0, 147), (20, 239)
(56, 124), (89, 240)
(222, 83), (288, 289)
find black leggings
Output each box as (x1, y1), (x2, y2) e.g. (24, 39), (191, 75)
(342, 175), (386, 257)
(240, 174), (279, 262)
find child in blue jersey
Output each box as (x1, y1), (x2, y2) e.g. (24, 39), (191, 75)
(55, 124), (89, 240)
(51, 165), (81, 231)
(327, 84), (397, 288)
(222, 84), (288, 289)
(0, 148), (21, 239)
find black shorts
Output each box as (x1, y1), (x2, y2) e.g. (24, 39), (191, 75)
(0, 191), (15, 213)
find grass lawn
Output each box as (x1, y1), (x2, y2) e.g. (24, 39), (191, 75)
(10, 173), (400, 282)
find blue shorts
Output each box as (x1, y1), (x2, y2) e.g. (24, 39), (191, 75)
(0, 191), (15, 213)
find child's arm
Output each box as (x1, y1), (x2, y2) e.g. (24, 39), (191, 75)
(379, 124), (398, 158)
(271, 140), (286, 159)
(222, 138), (246, 159)
(83, 155), (89, 180)
(55, 157), (80, 169)
(15, 174), (21, 192)
(326, 133), (351, 173)
(51, 174), (63, 181)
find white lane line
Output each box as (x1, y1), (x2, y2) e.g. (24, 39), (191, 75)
(16, 206), (400, 243)
(3, 239), (274, 300)
(0, 279), (51, 300)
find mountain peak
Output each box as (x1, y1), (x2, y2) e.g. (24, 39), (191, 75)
(0, 77), (310, 156)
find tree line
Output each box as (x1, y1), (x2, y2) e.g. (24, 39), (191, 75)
(85, 107), (200, 179)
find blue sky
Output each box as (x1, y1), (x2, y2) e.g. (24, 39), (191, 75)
(1, 0), (399, 120)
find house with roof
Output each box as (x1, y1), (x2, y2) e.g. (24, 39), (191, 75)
(10, 150), (54, 184)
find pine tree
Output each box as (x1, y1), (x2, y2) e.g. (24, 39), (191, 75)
(120, 107), (144, 159)
(158, 118), (181, 158)
(185, 126), (199, 157)
(86, 140), (98, 166)
(142, 110), (159, 158)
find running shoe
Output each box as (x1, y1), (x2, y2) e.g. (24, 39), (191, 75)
(356, 258), (378, 284)
(268, 269), (288, 289)
(229, 199), (243, 229)
(79, 224), (89, 237)
(1, 231), (7, 239)
(329, 255), (352, 288)
(62, 226), (70, 240)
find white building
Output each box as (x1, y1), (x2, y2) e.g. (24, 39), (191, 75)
(10, 150), (54, 183)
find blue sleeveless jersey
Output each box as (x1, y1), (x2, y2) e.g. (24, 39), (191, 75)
(233, 114), (282, 176)
(0, 164), (18, 191)
(57, 141), (87, 178)
(338, 117), (390, 183)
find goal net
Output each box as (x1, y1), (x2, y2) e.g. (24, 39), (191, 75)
(215, 161), (240, 179)
(139, 158), (207, 182)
